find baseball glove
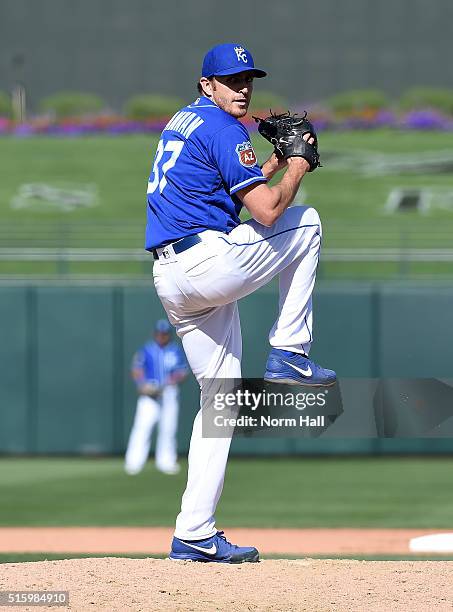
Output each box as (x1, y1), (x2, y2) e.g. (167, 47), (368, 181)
(139, 381), (162, 398)
(253, 111), (321, 171)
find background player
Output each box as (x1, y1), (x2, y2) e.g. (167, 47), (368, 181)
(146, 43), (336, 562)
(124, 319), (188, 476)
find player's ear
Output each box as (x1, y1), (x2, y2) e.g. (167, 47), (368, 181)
(199, 77), (214, 98)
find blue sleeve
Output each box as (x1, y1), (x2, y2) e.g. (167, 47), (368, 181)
(208, 123), (267, 195)
(175, 346), (188, 372)
(131, 349), (145, 370)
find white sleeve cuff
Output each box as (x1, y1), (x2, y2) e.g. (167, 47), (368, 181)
(230, 175), (267, 194)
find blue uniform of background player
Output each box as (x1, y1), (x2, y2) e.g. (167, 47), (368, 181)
(146, 43), (336, 562)
(124, 319), (188, 476)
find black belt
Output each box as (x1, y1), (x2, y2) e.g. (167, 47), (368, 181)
(152, 234), (202, 260)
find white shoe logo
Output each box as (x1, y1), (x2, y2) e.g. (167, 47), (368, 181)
(282, 360), (312, 377)
(184, 542), (217, 555)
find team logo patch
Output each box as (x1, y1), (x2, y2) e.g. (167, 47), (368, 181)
(236, 141), (257, 167)
(234, 46), (248, 63)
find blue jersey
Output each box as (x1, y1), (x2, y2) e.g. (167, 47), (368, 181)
(132, 341), (188, 386)
(145, 96), (266, 250)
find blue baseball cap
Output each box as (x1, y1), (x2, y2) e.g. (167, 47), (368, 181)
(202, 43), (267, 79)
(154, 319), (172, 334)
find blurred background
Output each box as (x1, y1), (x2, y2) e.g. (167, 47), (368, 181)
(1, 0), (453, 556)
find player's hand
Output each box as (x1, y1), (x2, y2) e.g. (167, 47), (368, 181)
(166, 370), (187, 385)
(139, 382), (162, 397)
(285, 133), (316, 173)
(271, 150), (288, 171)
(287, 156), (311, 173)
(260, 151), (287, 180)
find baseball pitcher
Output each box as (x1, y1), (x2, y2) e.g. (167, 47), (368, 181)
(145, 43), (336, 562)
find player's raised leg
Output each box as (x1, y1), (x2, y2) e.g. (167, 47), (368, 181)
(214, 205), (337, 386)
(173, 206), (336, 386)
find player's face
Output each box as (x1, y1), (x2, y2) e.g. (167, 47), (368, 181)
(155, 331), (171, 346)
(208, 72), (254, 118)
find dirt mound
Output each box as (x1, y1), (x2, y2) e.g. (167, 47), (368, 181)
(1, 557), (452, 611)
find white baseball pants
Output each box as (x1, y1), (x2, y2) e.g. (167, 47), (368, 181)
(153, 205), (321, 539)
(124, 385), (180, 474)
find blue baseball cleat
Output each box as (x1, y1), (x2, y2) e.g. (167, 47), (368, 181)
(169, 530), (259, 563)
(264, 348), (337, 387)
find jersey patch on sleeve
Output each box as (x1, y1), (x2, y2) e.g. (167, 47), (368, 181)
(235, 141), (257, 167)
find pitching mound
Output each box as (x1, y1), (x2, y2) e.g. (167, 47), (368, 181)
(1, 557), (452, 611)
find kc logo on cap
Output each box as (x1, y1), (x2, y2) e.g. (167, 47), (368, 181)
(201, 43), (267, 79)
(234, 46), (248, 63)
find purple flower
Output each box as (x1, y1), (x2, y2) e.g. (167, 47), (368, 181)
(107, 121), (143, 134)
(374, 110), (398, 127)
(400, 109), (453, 130)
(3, 106), (453, 137)
(13, 124), (35, 137)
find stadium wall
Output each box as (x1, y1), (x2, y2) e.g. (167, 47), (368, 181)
(1, 282), (452, 456)
(0, 0), (451, 111)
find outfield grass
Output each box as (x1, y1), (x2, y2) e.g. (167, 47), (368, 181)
(1, 131), (453, 229)
(1, 457), (453, 528)
(1, 131), (453, 278)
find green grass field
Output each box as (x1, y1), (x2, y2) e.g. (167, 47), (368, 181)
(2, 131), (453, 226)
(1, 131), (453, 278)
(1, 457), (453, 529)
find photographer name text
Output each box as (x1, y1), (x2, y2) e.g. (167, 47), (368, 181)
(214, 415), (325, 428)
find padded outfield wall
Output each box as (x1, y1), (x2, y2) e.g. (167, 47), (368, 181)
(1, 281), (452, 456)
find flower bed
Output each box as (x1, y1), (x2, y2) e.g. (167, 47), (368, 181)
(1, 109), (453, 136)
